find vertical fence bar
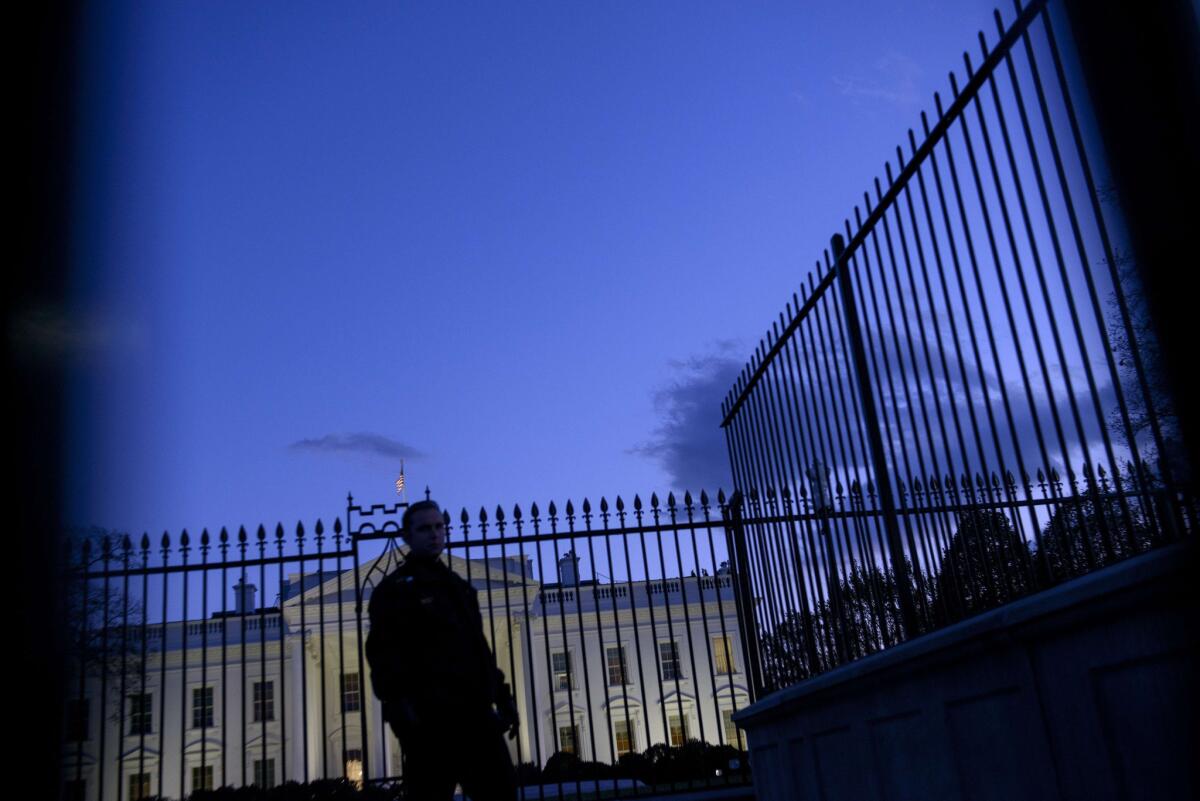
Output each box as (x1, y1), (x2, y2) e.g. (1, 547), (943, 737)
(724, 494), (763, 702)
(179, 532), (190, 799)
(295, 523), (310, 783)
(832, 234), (922, 636)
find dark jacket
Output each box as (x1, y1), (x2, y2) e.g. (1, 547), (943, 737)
(365, 554), (508, 725)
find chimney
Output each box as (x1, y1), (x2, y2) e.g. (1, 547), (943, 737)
(557, 549), (580, 586)
(234, 578), (257, 614)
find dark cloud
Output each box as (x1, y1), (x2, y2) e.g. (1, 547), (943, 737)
(290, 433), (425, 461)
(9, 304), (145, 364)
(630, 343), (742, 493)
(729, 312), (1122, 500)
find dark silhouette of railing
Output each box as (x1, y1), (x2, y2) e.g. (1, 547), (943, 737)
(60, 491), (759, 801)
(720, 0), (1195, 695)
(57, 3), (1199, 800)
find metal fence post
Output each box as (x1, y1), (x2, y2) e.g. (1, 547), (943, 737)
(831, 234), (921, 637)
(725, 492), (764, 700)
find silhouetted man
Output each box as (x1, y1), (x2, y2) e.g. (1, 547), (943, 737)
(366, 499), (520, 801)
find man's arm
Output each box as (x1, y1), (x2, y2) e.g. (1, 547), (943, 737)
(462, 580), (519, 736)
(365, 579), (408, 708)
(463, 581), (510, 699)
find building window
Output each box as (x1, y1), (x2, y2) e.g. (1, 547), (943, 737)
(551, 651), (572, 691)
(344, 749), (364, 788)
(341, 672), (361, 713)
(668, 713), (689, 747)
(192, 687), (214, 728)
(557, 724), (578, 755)
(129, 773), (151, 801)
(659, 641), (682, 681)
(606, 646), (628, 687)
(128, 693), (152, 735)
(722, 709), (745, 749)
(253, 758), (275, 788)
(253, 681), (274, 722)
(66, 698), (89, 742)
(713, 635), (736, 675)
(63, 779), (86, 801)
(613, 719), (635, 756)
(192, 765), (214, 792)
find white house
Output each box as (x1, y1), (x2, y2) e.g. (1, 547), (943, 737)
(61, 548), (747, 801)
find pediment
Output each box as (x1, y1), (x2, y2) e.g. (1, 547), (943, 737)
(600, 694), (644, 711)
(712, 682), (751, 700)
(550, 699), (589, 716)
(287, 548), (538, 610)
(243, 731), (283, 749)
(119, 745), (160, 763)
(182, 736), (225, 754)
(61, 751), (98, 767)
(661, 689), (698, 706)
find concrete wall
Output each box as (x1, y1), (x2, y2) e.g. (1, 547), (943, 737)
(734, 544), (1194, 801)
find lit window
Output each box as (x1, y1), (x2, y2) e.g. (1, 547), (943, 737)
(129, 773), (151, 801)
(192, 765), (214, 792)
(253, 758), (275, 788)
(668, 713), (689, 747)
(128, 693), (152, 735)
(713, 635), (735, 675)
(341, 673), (361, 713)
(722, 709), (745, 749)
(606, 646), (628, 687)
(344, 749), (364, 788)
(558, 724), (578, 754)
(253, 682), (274, 722)
(551, 651), (572, 691)
(613, 719), (635, 756)
(192, 687), (214, 728)
(659, 642), (682, 681)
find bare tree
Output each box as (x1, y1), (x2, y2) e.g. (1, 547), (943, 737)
(758, 560), (926, 689)
(931, 511), (1035, 626)
(63, 527), (150, 723)
(1105, 248), (1186, 482)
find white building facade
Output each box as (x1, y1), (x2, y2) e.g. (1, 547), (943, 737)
(62, 550), (747, 801)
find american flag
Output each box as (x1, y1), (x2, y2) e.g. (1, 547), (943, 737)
(395, 460), (406, 496)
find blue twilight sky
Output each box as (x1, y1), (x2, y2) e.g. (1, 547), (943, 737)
(66, 0), (1012, 536)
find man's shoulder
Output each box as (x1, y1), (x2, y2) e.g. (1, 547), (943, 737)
(441, 564), (476, 592)
(370, 568), (418, 605)
(380, 557), (475, 594)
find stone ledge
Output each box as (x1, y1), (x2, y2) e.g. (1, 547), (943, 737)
(734, 541), (1191, 727)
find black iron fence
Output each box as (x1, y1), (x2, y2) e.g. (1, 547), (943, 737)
(720, 0), (1194, 694)
(61, 491), (761, 801)
(59, 1), (1198, 798)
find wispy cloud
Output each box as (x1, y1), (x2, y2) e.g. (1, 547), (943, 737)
(290, 433), (425, 461)
(832, 50), (923, 110)
(729, 315), (1120, 495)
(629, 342), (742, 493)
(9, 304), (146, 364)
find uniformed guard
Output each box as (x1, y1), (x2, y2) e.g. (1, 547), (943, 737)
(366, 499), (520, 801)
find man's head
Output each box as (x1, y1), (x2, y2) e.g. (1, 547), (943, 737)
(401, 500), (447, 560)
